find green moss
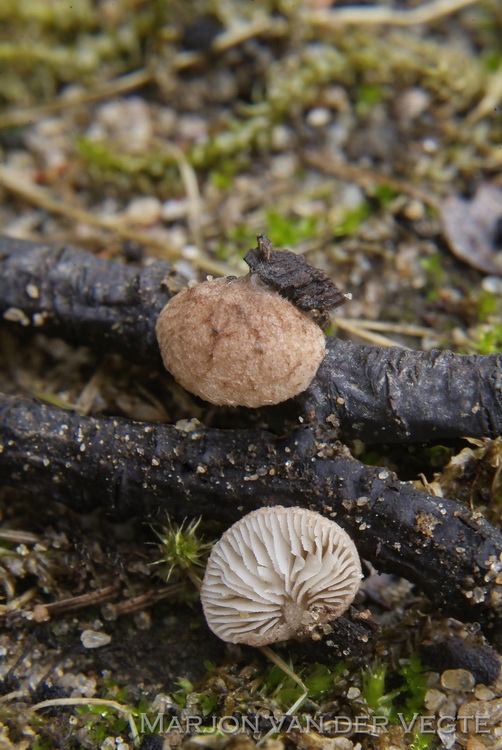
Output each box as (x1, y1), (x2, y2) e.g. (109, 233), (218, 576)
(265, 209), (319, 247)
(75, 704), (129, 744)
(355, 83), (385, 115)
(361, 653), (428, 722)
(372, 183), (399, 206)
(410, 732), (435, 750)
(419, 252), (445, 301)
(76, 137), (175, 176)
(333, 203), (371, 237)
(361, 663), (399, 718)
(398, 653), (429, 720)
(150, 517), (214, 584)
(482, 48), (502, 72)
(469, 324), (502, 355)
(264, 659), (347, 710)
(209, 163), (237, 191)
(0, 0), (98, 30)
(423, 444), (455, 469)
(476, 289), (500, 321)
(173, 676), (194, 708)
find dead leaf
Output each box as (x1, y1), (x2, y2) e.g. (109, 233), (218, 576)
(440, 183), (502, 275)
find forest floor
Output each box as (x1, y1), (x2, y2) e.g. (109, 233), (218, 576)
(0, 1), (501, 748)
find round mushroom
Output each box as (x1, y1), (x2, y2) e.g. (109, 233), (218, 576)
(155, 275), (325, 408)
(200, 506), (362, 647)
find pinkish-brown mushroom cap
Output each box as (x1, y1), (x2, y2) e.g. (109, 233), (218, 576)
(155, 276), (325, 408)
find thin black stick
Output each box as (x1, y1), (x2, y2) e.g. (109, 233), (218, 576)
(0, 235), (501, 444)
(1, 395), (501, 645)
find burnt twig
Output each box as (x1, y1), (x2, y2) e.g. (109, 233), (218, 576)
(0, 235), (500, 444)
(1, 395), (501, 645)
(0, 235), (172, 366)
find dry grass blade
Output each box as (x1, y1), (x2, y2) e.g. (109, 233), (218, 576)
(304, 151), (439, 209)
(158, 140), (204, 254)
(336, 319), (411, 348)
(306, 0), (481, 28)
(0, 165), (233, 276)
(467, 67), (502, 124)
(340, 319), (436, 338)
(0, 69), (151, 130)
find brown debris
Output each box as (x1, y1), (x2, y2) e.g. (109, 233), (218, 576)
(244, 235), (349, 314)
(440, 184), (502, 276)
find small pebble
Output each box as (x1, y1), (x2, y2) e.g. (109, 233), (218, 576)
(458, 699), (502, 733)
(482, 276), (502, 295)
(3, 307), (30, 326)
(332, 742), (354, 750)
(271, 124), (294, 150)
(125, 196), (162, 225)
(466, 740), (487, 750)
(26, 283), (39, 299)
(439, 699), (457, 717)
(403, 199), (425, 221)
(161, 199), (188, 221)
(182, 244), (200, 260)
(80, 629), (112, 649)
(424, 687), (446, 711)
(423, 137), (438, 153)
(475, 685), (495, 701)
(306, 107), (331, 127)
(395, 87), (430, 122)
(440, 668), (475, 691)
(134, 610), (151, 630)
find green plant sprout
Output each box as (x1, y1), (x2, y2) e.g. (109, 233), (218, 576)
(172, 676), (218, 717)
(173, 675), (194, 708)
(362, 654), (428, 721)
(419, 253), (445, 302)
(150, 517), (214, 587)
(362, 662), (400, 718)
(361, 655), (432, 748)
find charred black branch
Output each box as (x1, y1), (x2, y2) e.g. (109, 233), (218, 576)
(0, 235), (173, 366)
(0, 235), (501, 444)
(303, 341), (502, 443)
(1, 395), (501, 644)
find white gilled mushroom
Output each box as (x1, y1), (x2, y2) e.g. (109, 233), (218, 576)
(200, 506), (362, 647)
(155, 275), (325, 408)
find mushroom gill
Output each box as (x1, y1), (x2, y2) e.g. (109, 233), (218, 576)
(200, 506), (362, 647)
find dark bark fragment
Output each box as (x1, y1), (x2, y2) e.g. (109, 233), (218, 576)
(420, 638), (502, 685)
(0, 235), (500, 444)
(292, 608), (381, 661)
(1, 395), (501, 645)
(244, 234), (348, 312)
